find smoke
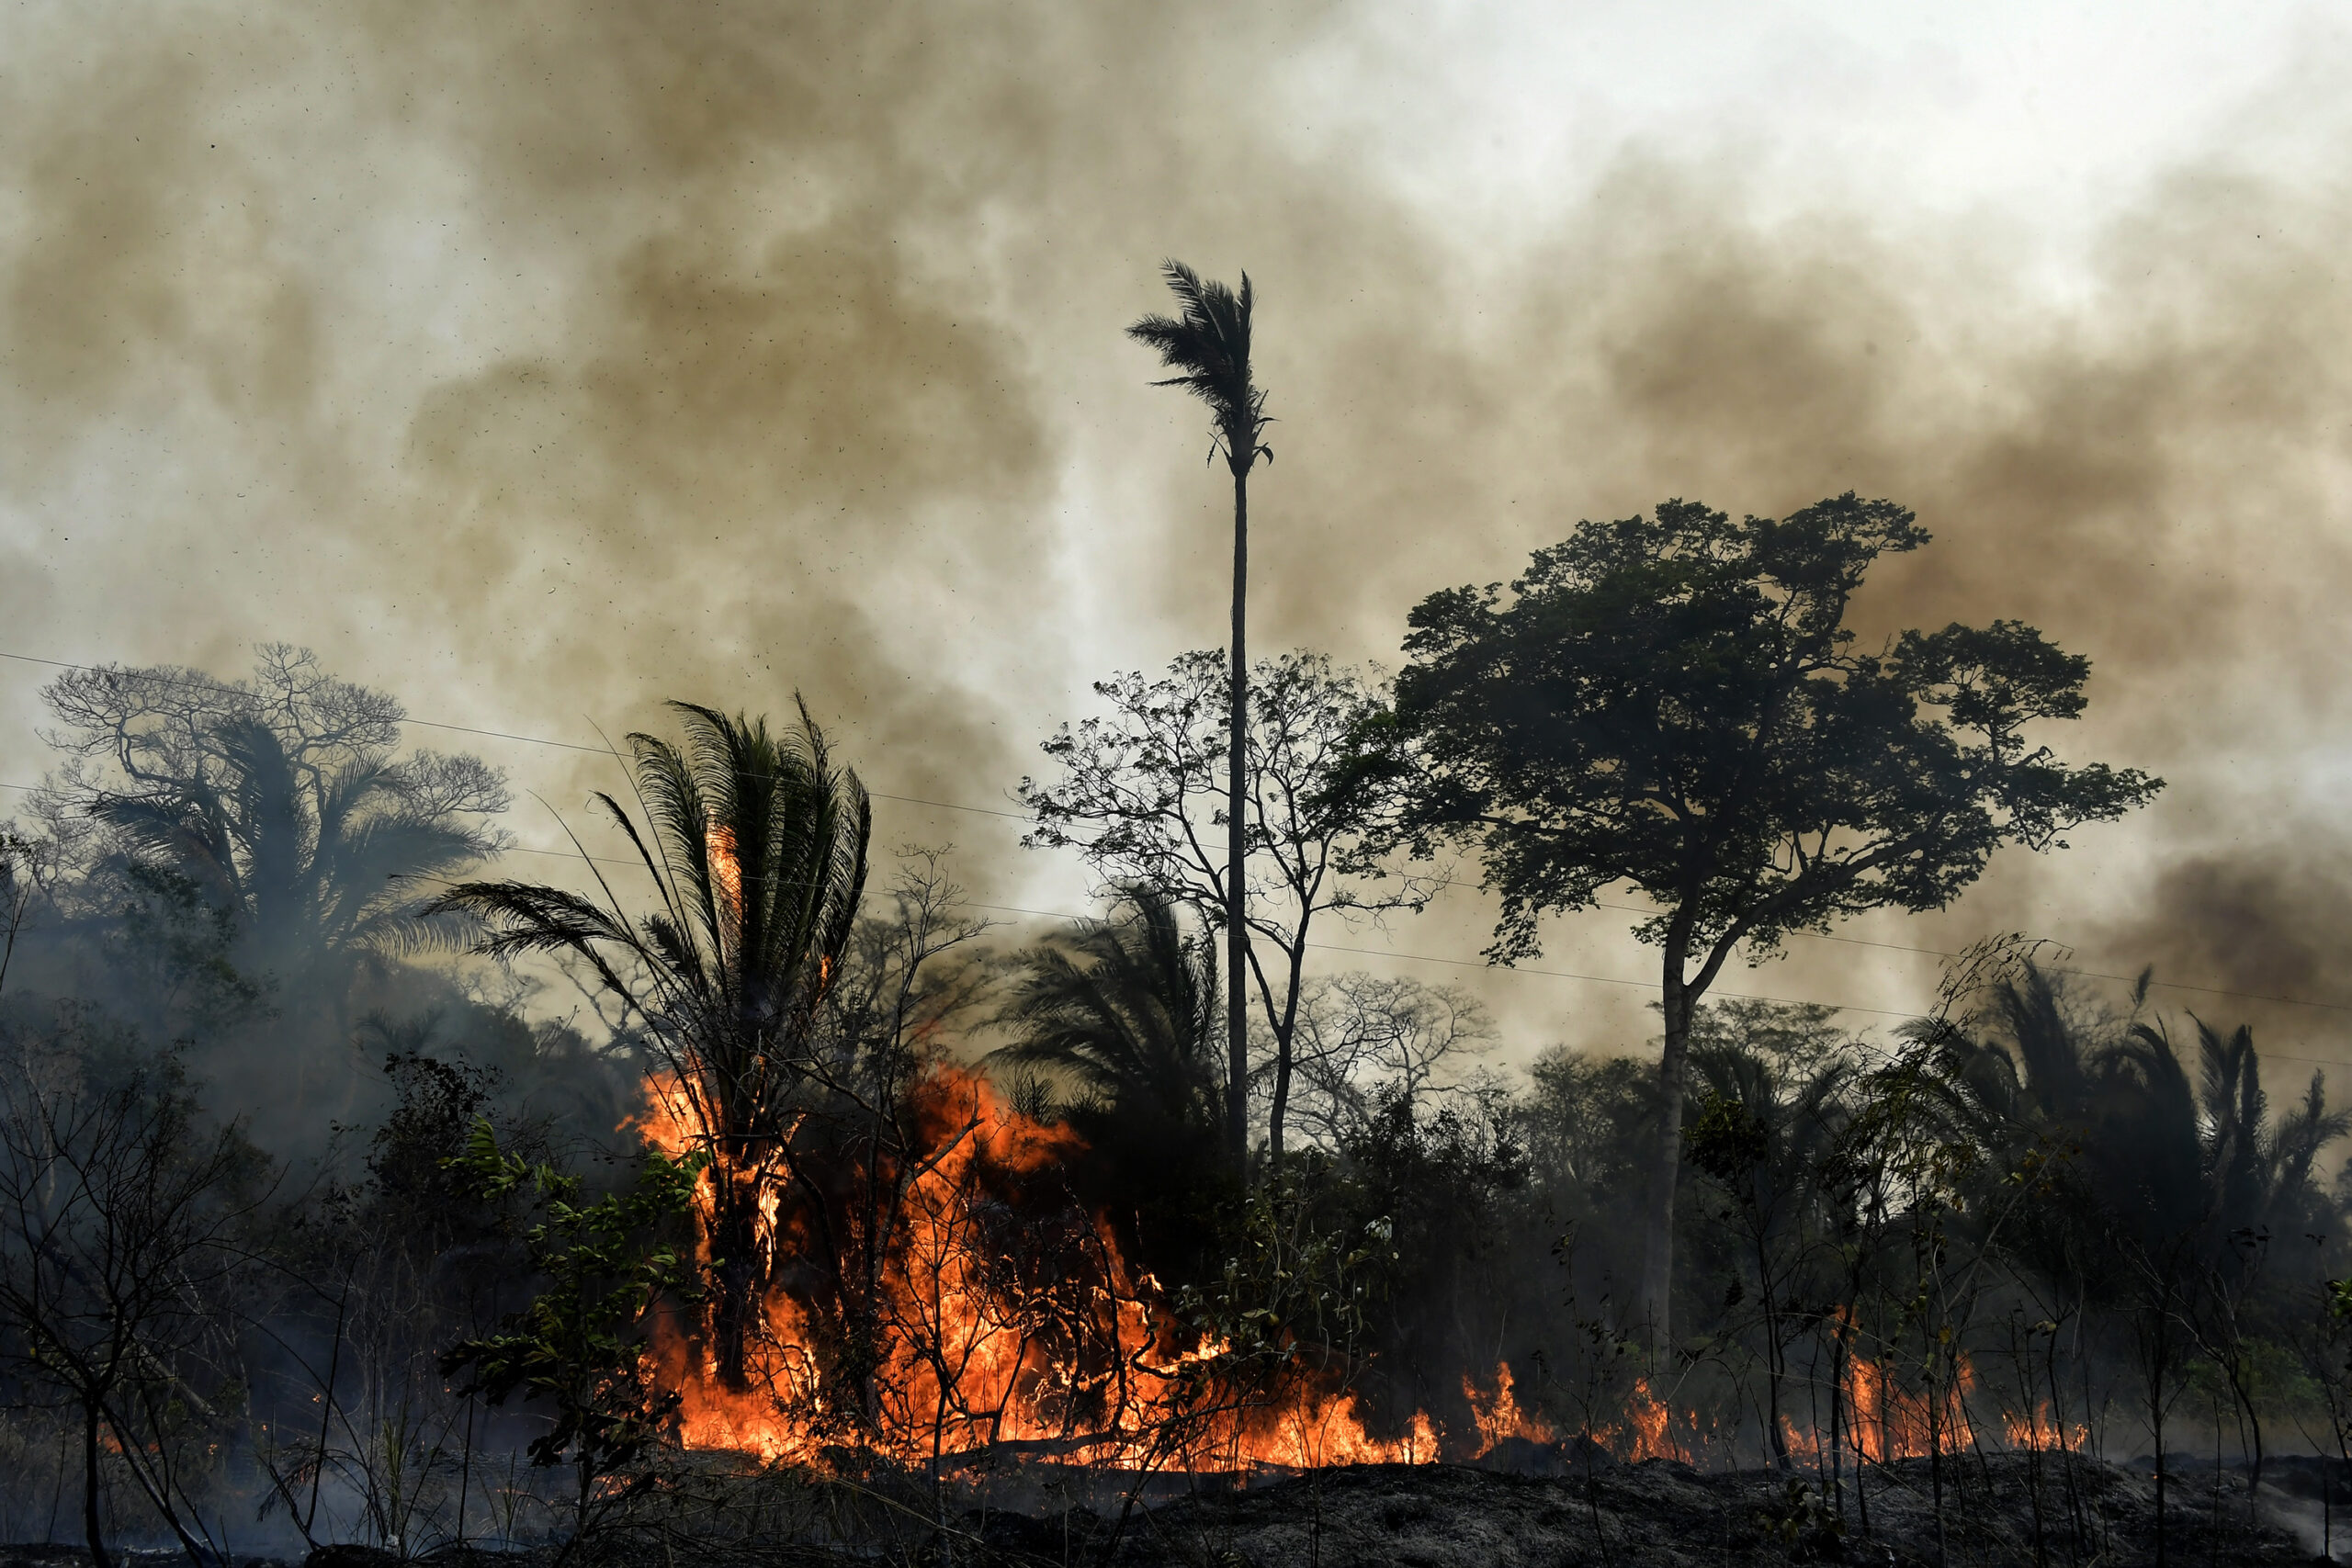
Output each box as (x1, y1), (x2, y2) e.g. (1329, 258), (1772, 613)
(3, 1), (2352, 1055)
(2089, 835), (2352, 1034)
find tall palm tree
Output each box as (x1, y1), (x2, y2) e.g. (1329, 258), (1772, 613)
(1127, 260), (1272, 1173)
(425, 699), (870, 1391)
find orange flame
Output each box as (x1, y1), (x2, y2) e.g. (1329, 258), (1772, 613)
(1463, 1360), (1552, 1456)
(627, 1070), (2093, 1480)
(2001, 1402), (2086, 1452)
(707, 827), (741, 913)
(1838, 1351), (1975, 1462)
(1562, 1374), (1696, 1464)
(1622, 1376), (1694, 1463)
(629, 1063), (1444, 1472)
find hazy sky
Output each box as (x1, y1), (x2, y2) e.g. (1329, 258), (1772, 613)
(4, 0), (2349, 1070)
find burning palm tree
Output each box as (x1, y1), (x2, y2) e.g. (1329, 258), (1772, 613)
(427, 700), (870, 1390)
(1127, 260), (1272, 1173)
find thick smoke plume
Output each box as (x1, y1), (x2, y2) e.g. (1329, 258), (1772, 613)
(2, 1), (2349, 1054)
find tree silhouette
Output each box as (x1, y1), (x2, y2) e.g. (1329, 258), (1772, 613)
(1683, 1002), (1853, 1470)
(1019, 649), (1433, 1159)
(41, 645), (509, 981)
(0, 1046), (266, 1568)
(992, 892), (1222, 1142)
(1385, 494), (2161, 1343)
(1127, 261), (1272, 1174)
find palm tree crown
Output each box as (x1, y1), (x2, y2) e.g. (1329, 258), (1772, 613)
(43, 648), (509, 974)
(429, 699), (870, 1148)
(424, 698), (870, 1390)
(96, 717), (504, 969)
(1126, 261), (1272, 478)
(992, 892), (1222, 1137)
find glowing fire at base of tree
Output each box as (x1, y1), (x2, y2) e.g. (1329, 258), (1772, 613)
(628, 1064), (1462, 1471)
(627, 1068), (2101, 1476)
(2000, 1403), (2088, 1453)
(1462, 1359), (1549, 1454)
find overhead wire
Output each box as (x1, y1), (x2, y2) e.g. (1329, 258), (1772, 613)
(1, 643), (2348, 1066)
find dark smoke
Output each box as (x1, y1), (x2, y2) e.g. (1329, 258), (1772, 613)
(2092, 834), (2352, 1027)
(1, 2), (2349, 1055)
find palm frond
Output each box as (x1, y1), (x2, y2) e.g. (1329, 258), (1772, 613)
(991, 892), (1219, 1135)
(1127, 260), (1271, 468)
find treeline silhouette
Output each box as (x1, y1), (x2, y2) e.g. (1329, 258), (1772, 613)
(0, 487), (2321, 1568)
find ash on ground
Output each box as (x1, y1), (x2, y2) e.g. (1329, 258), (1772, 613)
(10, 1452), (2346, 1568)
(971, 1451), (2346, 1566)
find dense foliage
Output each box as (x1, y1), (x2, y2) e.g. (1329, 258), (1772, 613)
(1380, 493), (2163, 1338)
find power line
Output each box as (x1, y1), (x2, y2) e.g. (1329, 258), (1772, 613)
(1585, 897), (2352, 1017)
(0, 773), (1918, 1021)
(0, 773), (1907, 1014)
(8, 791), (2352, 1069)
(871, 793), (1027, 820)
(961, 898), (2349, 1070)
(3, 645), (2349, 1028)
(961, 897), (2352, 1068)
(957, 900), (1917, 1017)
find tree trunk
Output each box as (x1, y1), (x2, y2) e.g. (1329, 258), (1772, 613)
(1636, 952), (1692, 1348)
(1760, 1240), (1788, 1469)
(1268, 1022), (1292, 1165)
(83, 1395), (111, 1568)
(1226, 466), (1251, 1176)
(1267, 939), (1306, 1165)
(1827, 1311), (1847, 1521)
(2151, 1314), (2169, 1568)
(707, 1165), (765, 1393)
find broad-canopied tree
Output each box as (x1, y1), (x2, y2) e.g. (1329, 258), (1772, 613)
(1383, 494), (2162, 1342)
(40, 646), (509, 976)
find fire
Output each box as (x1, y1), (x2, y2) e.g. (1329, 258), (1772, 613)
(1620, 1376), (1694, 1463)
(623, 1066), (2094, 1480)
(628, 1060), (1442, 1473)
(1463, 1360), (1551, 1456)
(629, 1070), (700, 1158)
(1561, 1374), (1696, 1464)
(2001, 1402), (2086, 1452)
(700, 823), (832, 992)
(1250, 1384), (1438, 1468)
(635, 1056), (2107, 1478)
(707, 826), (741, 913)
(1838, 1350), (1975, 1462)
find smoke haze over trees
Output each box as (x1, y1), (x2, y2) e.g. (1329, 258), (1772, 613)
(3, 0), (2351, 1056)
(5, 5), (2352, 1558)
(0, 567), (2304, 1564)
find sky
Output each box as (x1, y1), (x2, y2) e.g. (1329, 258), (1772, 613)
(3, 0), (2350, 1073)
